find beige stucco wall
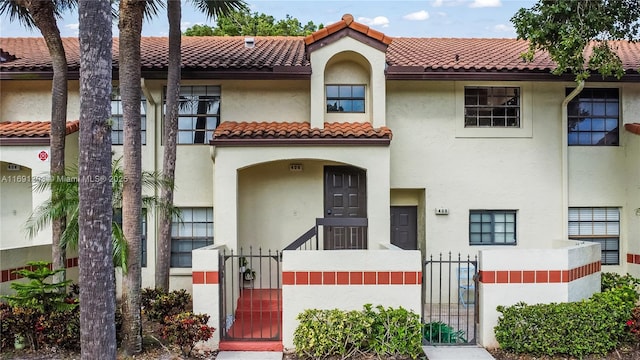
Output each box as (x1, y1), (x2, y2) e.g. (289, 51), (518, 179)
(387, 80), (565, 259)
(0, 80), (81, 121)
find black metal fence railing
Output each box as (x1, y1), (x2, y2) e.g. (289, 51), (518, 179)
(282, 217), (368, 251)
(423, 252), (478, 345)
(219, 247), (281, 342)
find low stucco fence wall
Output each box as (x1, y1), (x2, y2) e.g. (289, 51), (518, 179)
(281, 249), (423, 349)
(477, 240), (601, 348)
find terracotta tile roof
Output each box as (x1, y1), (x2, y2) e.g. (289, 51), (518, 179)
(212, 121), (392, 145)
(0, 120), (80, 138)
(304, 14), (393, 46)
(1, 35), (640, 77)
(625, 123), (640, 136)
(0, 36), (309, 73)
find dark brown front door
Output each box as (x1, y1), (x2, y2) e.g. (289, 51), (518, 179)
(390, 206), (417, 250)
(324, 166), (367, 249)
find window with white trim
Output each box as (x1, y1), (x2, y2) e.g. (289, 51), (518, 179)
(569, 207), (620, 265)
(111, 87), (147, 145)
(469, 210), (517, 245)
(165, 86), (221, 144)
(464, 87), (520, 128)
(171, 207), (213, 268)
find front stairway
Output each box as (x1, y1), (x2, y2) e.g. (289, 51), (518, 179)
(219, 289), (283, 351)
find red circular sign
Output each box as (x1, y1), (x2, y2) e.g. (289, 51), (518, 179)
(38, 151), (49, 161)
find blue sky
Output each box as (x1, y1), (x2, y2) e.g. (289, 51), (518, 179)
(0, 0), (538, 38)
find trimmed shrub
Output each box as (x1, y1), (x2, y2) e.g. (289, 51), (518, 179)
(495, 286), (637, 358)
(294, 305), (423, 360)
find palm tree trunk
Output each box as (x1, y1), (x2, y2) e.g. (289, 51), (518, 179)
(118, 0), (145, 355)
(15, 0), (68, 285)
(78, 0), (116, 358)
(156, 0), (182, 293)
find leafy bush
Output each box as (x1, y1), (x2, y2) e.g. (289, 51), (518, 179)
(161, 312), (215, 356)
(294, 308), (372, 359)
(366, 305), (423, 359)
(495, 286), (637, 358)
(2, 261), (76, 313)
(294, 305), (423, 360)
(601, 272), (640, 295)
(423, 321), (466, 343)
(142, 288), (191, 323)
(0, 303), (16, 350)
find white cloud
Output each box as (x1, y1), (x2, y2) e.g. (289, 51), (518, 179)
(65, 23), (79, 31)
(493, 24), (513, 33)
(357, 16), (390, 28)
(437, 12), (448, 17)
(403, 10), (430, 21)
(181, 21), (193, 32)
(432, 0), (444, 7)
(469, 0), (502, 8)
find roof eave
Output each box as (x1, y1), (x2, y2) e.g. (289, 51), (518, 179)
(0, 137), (50, 146)
(210, 137), (391, 146)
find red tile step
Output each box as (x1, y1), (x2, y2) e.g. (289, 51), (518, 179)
(220, 288), (283, 350)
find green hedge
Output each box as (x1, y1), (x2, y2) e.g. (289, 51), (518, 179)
(294, 304), (423, 360)
(495, 277), (639, 358)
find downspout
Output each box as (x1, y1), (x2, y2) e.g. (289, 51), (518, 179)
(561, 81), (584, 240)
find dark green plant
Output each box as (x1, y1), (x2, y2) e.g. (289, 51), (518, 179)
(294, 305), (424, 360)
(161, 312), (215, 356)
(366, 304), (423, 359)
(0, 302), (15, 350)
(143, 288), (191, 323)
(495, 286), (636, 358)
(35, 307), (80, 350)
(1, 261), (75, 313)
(423, 321), (466, 344)
(294, 308), (371, 359)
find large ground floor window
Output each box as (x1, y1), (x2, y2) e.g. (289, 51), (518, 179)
(569, 207), (620, 265)
(171, 207), (213, 267)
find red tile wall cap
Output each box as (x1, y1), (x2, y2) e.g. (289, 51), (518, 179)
(213, 121), (392, 140)
(0, 120), (80, 138)
(625, 123), (640, 135)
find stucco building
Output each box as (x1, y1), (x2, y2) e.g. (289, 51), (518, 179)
(1, 14), (639, 349)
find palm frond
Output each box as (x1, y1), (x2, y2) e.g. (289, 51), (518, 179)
(189, 0), (248, 20)
(111, 221), (128, 272)
(143, 0), (164, 21)
(0, 1), (36, 28)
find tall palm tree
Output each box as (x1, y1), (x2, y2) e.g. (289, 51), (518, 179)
(157, 0), (248, 292)
(118, 0), (169, 354)
(0, 0), (76, 285)
(78, 0), (115, 357)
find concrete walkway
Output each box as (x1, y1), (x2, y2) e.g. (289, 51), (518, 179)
(216, 346), (496, 360)
(216, 351), (283, 360)
(423, 345), (495, 359)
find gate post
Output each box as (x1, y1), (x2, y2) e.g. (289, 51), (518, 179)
(192, 245), (223, 350)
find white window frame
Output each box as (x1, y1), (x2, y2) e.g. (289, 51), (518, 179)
(455, 82), (532, 138)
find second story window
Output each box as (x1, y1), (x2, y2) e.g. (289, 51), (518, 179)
(464, 87), (520, 128)
(326, 85), (365, 113)
(567, 88), (619, 146)
(111, 87), (147, 145)
(165, 86), (221, 144)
